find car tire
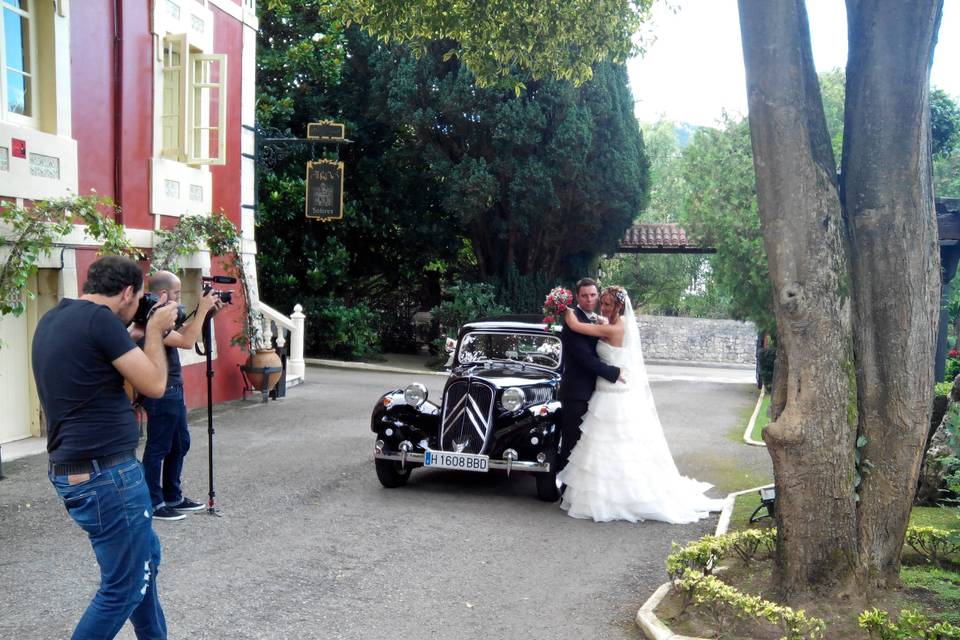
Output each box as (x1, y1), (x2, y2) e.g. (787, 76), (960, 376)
(375, 458), (412, 488)
(535, 471), (560, 502)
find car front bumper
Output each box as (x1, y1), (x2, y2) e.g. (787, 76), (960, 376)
(374, 450), (552, 473)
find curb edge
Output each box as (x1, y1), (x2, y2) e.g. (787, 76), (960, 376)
(741, 388), (766, 447)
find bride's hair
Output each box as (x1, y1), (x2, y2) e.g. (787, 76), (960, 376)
(601, 286), (627, 316)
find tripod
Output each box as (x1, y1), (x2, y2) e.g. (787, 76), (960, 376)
(195, 311), (221, 516)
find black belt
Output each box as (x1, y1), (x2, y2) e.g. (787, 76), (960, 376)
(49, 450), (137, 476)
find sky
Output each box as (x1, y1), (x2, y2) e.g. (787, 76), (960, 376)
(628, 1), (960, 127)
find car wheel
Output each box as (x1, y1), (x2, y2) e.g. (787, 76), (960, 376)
(375, 458), (412, 488)
(535, 471), (560, 502)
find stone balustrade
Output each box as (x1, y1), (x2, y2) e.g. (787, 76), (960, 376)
(254, 301), (306, 384)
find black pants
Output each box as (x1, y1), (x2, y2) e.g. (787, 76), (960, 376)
(557, 399), (589, 474)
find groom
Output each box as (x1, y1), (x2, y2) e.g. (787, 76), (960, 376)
(556, 278), (622, 478)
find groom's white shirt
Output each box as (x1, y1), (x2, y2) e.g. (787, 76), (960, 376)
(576, 305), (598, 323)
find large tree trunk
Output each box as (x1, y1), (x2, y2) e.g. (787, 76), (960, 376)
(739, 0), (859, 599)
(842, 0), (943, 590)
(739, 0), (944, 600)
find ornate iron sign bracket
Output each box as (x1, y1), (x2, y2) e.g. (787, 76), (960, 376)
(241, 123), (351, 222)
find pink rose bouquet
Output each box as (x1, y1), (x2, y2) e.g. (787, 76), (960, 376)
(542, 287), (574, 325)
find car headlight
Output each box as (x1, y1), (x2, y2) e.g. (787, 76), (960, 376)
(403, 383), (428, 406)
(501, 387), (525, 412)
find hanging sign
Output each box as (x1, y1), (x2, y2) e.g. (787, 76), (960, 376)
(306, 121), (346, 141)
(305, 159), (344, 221)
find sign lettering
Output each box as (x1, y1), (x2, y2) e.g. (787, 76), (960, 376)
(305, 160), (344, 221)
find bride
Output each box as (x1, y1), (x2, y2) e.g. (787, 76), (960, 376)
(557, 285), (725, 524)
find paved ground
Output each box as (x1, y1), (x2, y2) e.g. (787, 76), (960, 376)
(0, 363), (771, 640)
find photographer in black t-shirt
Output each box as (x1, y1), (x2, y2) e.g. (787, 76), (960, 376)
(32, 255), (178, 639)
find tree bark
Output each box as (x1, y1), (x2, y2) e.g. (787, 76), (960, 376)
(842, 0), (943, 590)
(739, 0), (944, 600)
(770, 341), (788, 422)
(739, 0), (859, 599)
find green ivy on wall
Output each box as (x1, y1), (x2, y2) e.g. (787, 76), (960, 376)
(0, 193), (139, 318)
(152, 213), (260, 352)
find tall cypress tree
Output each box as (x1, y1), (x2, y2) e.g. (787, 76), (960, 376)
(365, 44), (650, 282)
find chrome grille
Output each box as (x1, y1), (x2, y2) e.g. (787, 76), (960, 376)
(526, 386), (554, 405)
(440, 379), (495, 454)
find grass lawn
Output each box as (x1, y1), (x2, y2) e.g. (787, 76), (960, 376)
(911, 505), (960, 532)
(750, 393), (771, 442)
(728, 495), (959, 535)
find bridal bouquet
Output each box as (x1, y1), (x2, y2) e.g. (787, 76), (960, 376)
(543, 286), (574, 325)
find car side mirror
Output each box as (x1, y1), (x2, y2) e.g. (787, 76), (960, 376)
(445, 337), (456, 354)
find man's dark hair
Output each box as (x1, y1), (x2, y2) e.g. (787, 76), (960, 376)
(575, 277), (598, 294)
(82, 256), (144, 296)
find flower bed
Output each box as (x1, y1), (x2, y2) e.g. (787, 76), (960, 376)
(659, 527), (960, 639)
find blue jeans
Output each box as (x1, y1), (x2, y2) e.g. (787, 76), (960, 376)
(141, 386), (189, 508)
(49, 459), (167, 639)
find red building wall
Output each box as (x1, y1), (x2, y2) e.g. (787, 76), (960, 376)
(70, 2), (253, 409)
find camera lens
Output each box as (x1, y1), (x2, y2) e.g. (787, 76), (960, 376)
(132, 292), (159, 325)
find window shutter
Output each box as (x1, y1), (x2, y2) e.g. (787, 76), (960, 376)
(161, 33), (188, 161)
(186, 53), (227, 165)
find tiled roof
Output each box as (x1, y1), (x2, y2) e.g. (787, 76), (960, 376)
(621, 223), (688, 248)
(618, 223), (715, 253)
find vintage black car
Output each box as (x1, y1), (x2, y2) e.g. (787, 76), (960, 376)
(371, 315), (563, 501)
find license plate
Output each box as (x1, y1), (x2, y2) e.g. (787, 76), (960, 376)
(424, 450), (489, 472)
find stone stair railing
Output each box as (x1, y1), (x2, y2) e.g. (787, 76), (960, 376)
(253, 301), (305, 386)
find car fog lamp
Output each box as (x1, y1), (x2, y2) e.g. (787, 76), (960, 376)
(385, 428), (394, 437)
(530, 436), (539, 445)
(403, 382), (428, 406)
(502, 387), (525, 412)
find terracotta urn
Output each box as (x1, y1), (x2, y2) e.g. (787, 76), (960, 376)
(245, 348), (283, 391)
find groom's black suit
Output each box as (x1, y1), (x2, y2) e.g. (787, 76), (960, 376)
(556, 306), (621, 473)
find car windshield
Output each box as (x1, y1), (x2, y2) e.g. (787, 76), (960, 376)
(457, 331), (562, 370)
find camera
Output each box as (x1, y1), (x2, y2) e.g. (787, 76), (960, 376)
(201, 275), (236, 305)
(132, 292), (187, 327)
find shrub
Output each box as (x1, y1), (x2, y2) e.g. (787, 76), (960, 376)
(302, 297), (380, 360)
(728, 528), (777, 563)
(668, 527), (958, 639)
(666, 529), (776, 581)
(431, 282), (510, 339)
(487, 265), (556, 314)
(936, 381), (954, 398)
(948, 357), (960, 384)
(372, 293), (421, 354)
(858, 608), (960, 639)
(675, 569), (825, 640)
(666, 535), (728, 580)
(905, 526), (960, 566)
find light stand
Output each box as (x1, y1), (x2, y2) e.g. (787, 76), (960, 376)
(196, 311), (221, 516)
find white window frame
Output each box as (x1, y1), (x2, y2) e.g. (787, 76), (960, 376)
(188, 53), (226, 165)
(0, 0), (39, 127)
(161, 33), (187, 160)
(159, 34), (226, 166)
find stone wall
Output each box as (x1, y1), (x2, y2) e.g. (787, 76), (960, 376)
(635, 314), (758, 365)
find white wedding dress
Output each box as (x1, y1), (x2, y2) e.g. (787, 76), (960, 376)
(557, 297), (725, 524)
